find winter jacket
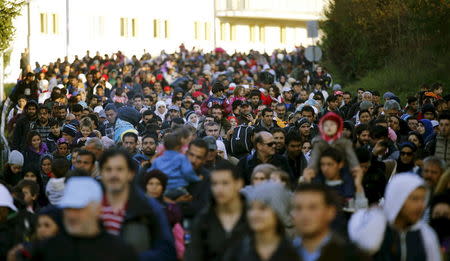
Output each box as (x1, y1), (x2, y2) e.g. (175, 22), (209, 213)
(1, 167), (24, 187)
(114, 118), (138, 143)
(201, 95), (232, 115)
(185, 196), (250, 261)
(149, 150), (200, 190)
(12, 115), (35, 151)
(117, 185), (176, 261)
(237, 153), (293, 185)
(348, 173), (441, 261)
(224, 236), (300, 261)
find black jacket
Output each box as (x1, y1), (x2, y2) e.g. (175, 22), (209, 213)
(178, 167), (211, 219)
(184, 197), (250, 261)
(224, 236), (300, 261)
(31, 231), (138, 261)
(12, 115), (35, 151)
(237, 153), (293, 185)
(284, 152), (308, 183)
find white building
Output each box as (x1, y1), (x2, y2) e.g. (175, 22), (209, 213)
(5, 0), (326, 82)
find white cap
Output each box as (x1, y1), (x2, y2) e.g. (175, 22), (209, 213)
(59, 177), (102, 209)
(282, 87), (292, 93)
(431, 120), (439, 128)
(8, 150), (24, 166)
(94, 106), (104, 114)
(0, 184), (17, 211)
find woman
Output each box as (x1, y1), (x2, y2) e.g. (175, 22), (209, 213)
(358, 110), (372, 125)
(39, 154), (54, 188)
(224, 182), (299, 261)
(24, 131), (49, 175)
(185, 111), (199, 129)
(418, 119), (434, 144)
(155, 101), (167, 121)
(396, 142), (417, 173)
(408, 131), (427, 166)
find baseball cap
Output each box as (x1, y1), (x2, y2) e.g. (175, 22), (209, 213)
(334, 90), (344, 96)
(203, 136), (218, 150)
(431, 120), (439, 128)
(282, 87), (292, 93)
(168, 105), (180, 112)
(59, 177), (102, 209)
(0, 184), (17, 211)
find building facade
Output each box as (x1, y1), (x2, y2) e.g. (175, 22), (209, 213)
(5, 0), (326, 82)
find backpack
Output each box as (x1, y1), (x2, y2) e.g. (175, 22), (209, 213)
(230, 125), (254, 157)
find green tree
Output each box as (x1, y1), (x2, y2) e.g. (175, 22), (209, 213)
(0, 0), (24, 52)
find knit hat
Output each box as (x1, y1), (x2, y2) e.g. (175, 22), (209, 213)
(399, 142), (417, 152)
(246, 181), (292, 227)
(104, 103), (117, 112)
(295, 117), (311, 128)
(62, 124), (77, 137)
(117, 106), (141, 126)
(185, 111), (195, 121)
(360, 101), (373, 111)
(8, 150), (24, 166)
(332, 84), (342, 91)
(383, 92), (395, 100)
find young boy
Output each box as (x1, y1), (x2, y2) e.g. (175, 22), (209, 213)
(16, 179), (40, 213)
(46, 158), (70, 205)
(149, 132), (200, 199)
(46, 119), (61, 153)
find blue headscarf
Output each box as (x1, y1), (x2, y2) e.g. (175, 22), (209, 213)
(419, 119), (433, 142)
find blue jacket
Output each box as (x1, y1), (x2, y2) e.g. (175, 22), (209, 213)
(150, 150), (200, 190)
(114, 118), (138, 143)
(121, 185), (177, 261)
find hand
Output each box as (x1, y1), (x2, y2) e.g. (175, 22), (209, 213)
(372, 140), (387, 156)
(301, 168), (316, 183)
(175, 194), (193, 203)
(352, 166), (364, 192)
(7, 244), (24, 261)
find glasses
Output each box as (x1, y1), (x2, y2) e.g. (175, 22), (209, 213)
(263, 142), (276, 147)
(400, 151), (414, 156)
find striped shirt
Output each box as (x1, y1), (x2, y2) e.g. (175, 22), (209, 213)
(100, 197), (126, 236)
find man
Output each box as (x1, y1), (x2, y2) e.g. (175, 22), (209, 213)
(104, 103), (118, 139)
(11, 72), (38, 103)
(271, 128), (286, 155)
(31, 177), (138, 261)
(202, 136), (227, 171)
(256, 108), (276, 131)
(237, 101), (254, 125)
(185, 161), (249, 261)
(426, 113), (450, 165)
(75, 150), (96, 176)
(133, 94), (146, 112)
(349, 174), (441, 261)
(141, 135), (157, 162)
(340, 91), (353, 119)
(61, 124), (77, 145)
(166, 105), (181, 122)
(211, 105), (230, 138)
(31, 105), (52, 140)
(275, 103), (287, 121)
(296, 117), (312, 142)
(354, 124), (371, 149)
(300, 106), (316, 124)
(284, 131), (308, 181)
(355, 147), (386, 205)
(292, 183), (369, 261)
(322, 95), (342, 118)
(137, 110), (154, 135)
(54, 105), (68, 125)
(121, 132), (140, 155)
(384, 100), (402, 117)
(85, 138), (104, 178)
(99, 148), (176, 260)
(12, 101), (38, 151)
(422, 156), (447, 192)
(237, 131), (293, 185)
(70, 104), (83, 121)
(204, 121), (221, 140)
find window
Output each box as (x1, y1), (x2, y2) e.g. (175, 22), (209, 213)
(194, 22), (199, 40)
(164, 20), (169, 39)
(230, 24), (236, 41)
(40, 13), (48, 34)
(280, 26), (286, 44)
(120, 17), (128, 37)
(220, 22), (226, 41)
(205, 22), (210, 40)
(259, 26), (265, 43)
(52, 14), (59, 34)
(153, 19), (160, 38)
(249, 25), (256, 42)
(131, 18), (137, 37)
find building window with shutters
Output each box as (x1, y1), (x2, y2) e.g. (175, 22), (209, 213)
(164, 20), (169, 39)
(205, 22), (210, 40)
(249, 25), (256, 42)
(120, 18), (128, 37)
(230, 24), (236, 41)
(280, 26), (286, 44)
(131, 18), (137, 37)
(51, 14), (59, 34)
(194, 21), (199, 40)
(220, 22), (226, 41)
(259, 26), (265, 43)
(40, 13), (48, 34)
(153, 19), (160, 38)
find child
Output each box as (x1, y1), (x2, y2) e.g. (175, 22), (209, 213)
(54, 138), (70, 157)
(16, 179), (40, 213)
(46, 158), (70, 206)
(24, 131), (49, 173)
(76, 118), (95, 145)
(46, 119), (61, 152)
(149, 133), (200, 200)
(112, 87), (128, 104)
(3, 150), (24, 186)
(270, 170), (291, 190)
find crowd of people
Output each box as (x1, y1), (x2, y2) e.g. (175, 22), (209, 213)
(0, 45), (449, 261)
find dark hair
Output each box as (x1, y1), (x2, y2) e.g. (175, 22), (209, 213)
(271, 127), (285, 136)
(285, 131), (302, 145)
(261, 108), (273, 117)
(320, 147), (343, 163)
(189, 138), (209, 154)
(38, 105), (50, 113)
(355, 147), (372, 164)
(407, 96), (418, 104)
(212, 160), (240, 180)
(139, 169), (168, 196)
(27, 131), (42, 147)
(122, 132), (138, 143)
(65, 168), (91, 180)
(163, 133), (181, 150)
(142, 110), (153, 117)
(16, 179), (40, 196)
(326, 95), (338, 104)
(439, 112), (450, 122)
(48, 118), (59, 127)
(359, 109), (371, 118)
(294, 183), (338, 207)
(212, 82), (225, 94)
(71, 104), (83, 113)
(142, 134), (157, 143)
(77, 150), (96, 164)
(52, 158), (70, 178)
(99, 148), (136, 172)
(371, 125), (388, 139)
(134, 94), (144, 100)
(301, 106), (315, 114)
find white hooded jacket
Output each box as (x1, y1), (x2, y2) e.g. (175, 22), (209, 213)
(348, 173), (441, 261)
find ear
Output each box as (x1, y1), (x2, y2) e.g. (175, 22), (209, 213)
(326, 205), (337, 222)
(236, 178), (244, 190)
(338, 161), (345, 170)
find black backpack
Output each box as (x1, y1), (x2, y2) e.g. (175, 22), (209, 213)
(230, 125), (254, 157)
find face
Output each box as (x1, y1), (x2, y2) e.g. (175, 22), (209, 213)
(10, 164), (22, 174)
(142, 137), (156, 156)
(257, 134), (276, 156)
(81, 126), (91, 137)
(211, 170), (242, 205)
(64, 203), (100, 237)
(251, 172), (267, 185)
(101, 155), (133, 194)
(73, 111), (82, 121)
(299, 91), (308, 101)
(187, 145), (207, 170)
(211, 109), (223, 121)
(423, 111), (435, 120)
(276, 106), (286, 118)
(358, 130), (371, 145)
(407, 119), (418, 131)
(41, 159), (52, 174)
(76, 155), (95, 173)
(400, 147), (414, 164)
(302, 142), (312, 154)
(302, 111), (314, 123)
(146, 178), (164, 198)
(189, 114), (198, 124)
(408, 135), (420, 147)
(31, 135), (41, 149)
(397, 187), (426, 226)
(22, 187), (36, 206)
(389, 117), (400, 131)
(105, 110), (117, 124)
(57, 143), (69, 155)
(299, 124), (311, 137)
(273, 132), (285, 151)
(320, 156), (342, 181)
(291, 192), (335, 238)
(440, 119), (450, 137)
(26, 106), (37, 118)
(322, 120), (338, 137)
(18, 98), (27, 108)
(251, 95), (260, 105)
(51, 125), (61, 136)
(134, 98), (143, 108)
(205, 125), (220, 139)
(359, 112), (371, 124)
(417, 122), (425, 135)
(385, 109), (398, 117)
(37, 215), (59, 240)
(247, 201), (278, 233)
(229, 118), (237, 127)
(24, 172), (37, 182)
(263, 111), (274, 125)
(423, 163), (443, 188)
(122, 136), (137, 153)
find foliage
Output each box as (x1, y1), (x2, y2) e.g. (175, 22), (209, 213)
(0, 0), (24, 52)
(320, 0), (450, 82)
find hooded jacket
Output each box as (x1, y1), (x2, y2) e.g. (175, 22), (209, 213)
(348, 173), (441, 261)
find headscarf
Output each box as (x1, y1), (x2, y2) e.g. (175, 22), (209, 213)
(319, 112), (343, 142)
(419, 119), (433, 142)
